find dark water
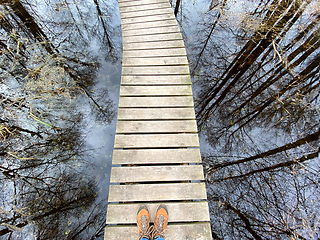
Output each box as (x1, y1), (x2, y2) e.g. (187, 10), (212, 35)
(180, 0), (320, 239)
(0, 0), (121, 238)
(0, 0), (319, 239)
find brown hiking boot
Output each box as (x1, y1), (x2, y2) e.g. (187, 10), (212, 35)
(153, 205), (169, 239)
(137, 205), (152, 240)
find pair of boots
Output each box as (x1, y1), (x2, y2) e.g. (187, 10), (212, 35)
(137, 205), (168, 240)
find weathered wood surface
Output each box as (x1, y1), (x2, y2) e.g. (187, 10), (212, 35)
(120, 86), (192, 96)
(119, 96), (194, 107)
(112, 149), (201, 164)
(106, 202), (210, 224)
(108, 183), (207, 202)
(119, 2), (170, 13)
(118, 0), (169, 7)
(123, 32), (183, 43)
(116, 120), (197, 133)
(121, 8), (172, 18)
(123, 57), (188, 66)
(121, 19), (178, 31)
(105, 0), (212, 238)
(114, 133), (199, 148)
(105, 223), (212, 240)
(123, 41), (185, 50)
(121, 14), (175, 25)
(110, 165), (204, 182)
(121, 75), (191, 84)
(117, 108), (195, 120)
(122, 65), (189, 75)
(122, 25), (181, 37)
(123, 48), (187, 58)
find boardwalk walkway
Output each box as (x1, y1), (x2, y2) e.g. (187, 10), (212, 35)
(105, 0), (212, 239)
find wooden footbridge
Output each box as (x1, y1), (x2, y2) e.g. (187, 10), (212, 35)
(105, 0), (212, 239)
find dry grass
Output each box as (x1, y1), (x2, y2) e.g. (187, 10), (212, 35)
(0, 125), (15, 141)
(24, 54), (77, 102)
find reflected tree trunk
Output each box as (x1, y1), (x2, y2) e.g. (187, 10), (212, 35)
(174, 0), (181, 17)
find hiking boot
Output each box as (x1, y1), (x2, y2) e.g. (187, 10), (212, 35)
(153, 205), (169, 240)
(137, 205), (152, 240)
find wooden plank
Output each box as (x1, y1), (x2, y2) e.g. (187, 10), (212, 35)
(110, 165), (204, 183)
(105, 223), (212, 240)
(106, 202), (210, 224)
(122, 20), (178, 31)
(114, 133), (199, 148)
(117, 108), (195, 120)
(122, 25), (181, 37)
(123, 33), (182, 43)
(121, 13), (175, 25)
(123, 41), (185, 50)
(122, 65), (189, 75)
(121, 75), (191, 85)
(108, 183), (207, 202)
(119, 2), (170, 13)
(123, 48), (186, 58)
(118, 0), (168, 7)
(120, 86), (192, 96)
(112, 148), (200, 164)
(121, 8), (172, 18)
(123, 56), (188, 66)
(119, 96), (194, 107)
(116, 120), (197, 133)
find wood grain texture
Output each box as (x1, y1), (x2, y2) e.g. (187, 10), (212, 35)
(121, 75), (191, 85)
(106, 1), (212, 239)
(112, 148), (201, 164)
(123, 41), (185, 50)
(122, 19), (178, 31)
(121, 8), (172, 18)
(122, 56), (188, 66)
(120, 86), (192, 96)
(123, 48), (186, 58)
(110, 165), (204, 182)
(122, 25), (181, 37)
(106, 202), (210, 224)
(119, 2), (170, 13)
(122, 65), (189, 75)
(105, 223), (212, 240)
(121, 13), (175, 25)
(123, 33), (183, 43)
(117, 108), (195, 120)
(119, 96), (194, 107)
(114, 133), (199, 148)
(118, 0), (168, 7)
(108, 183), (207, 202)
(116, 120), (197, 133)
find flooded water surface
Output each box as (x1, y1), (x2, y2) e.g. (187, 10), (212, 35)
(0, 0), (319, 239)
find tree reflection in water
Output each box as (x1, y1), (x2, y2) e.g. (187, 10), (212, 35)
(0, 0), (120, 238)
(180, 0), (320, 238)
(1, 0), (320, 238)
